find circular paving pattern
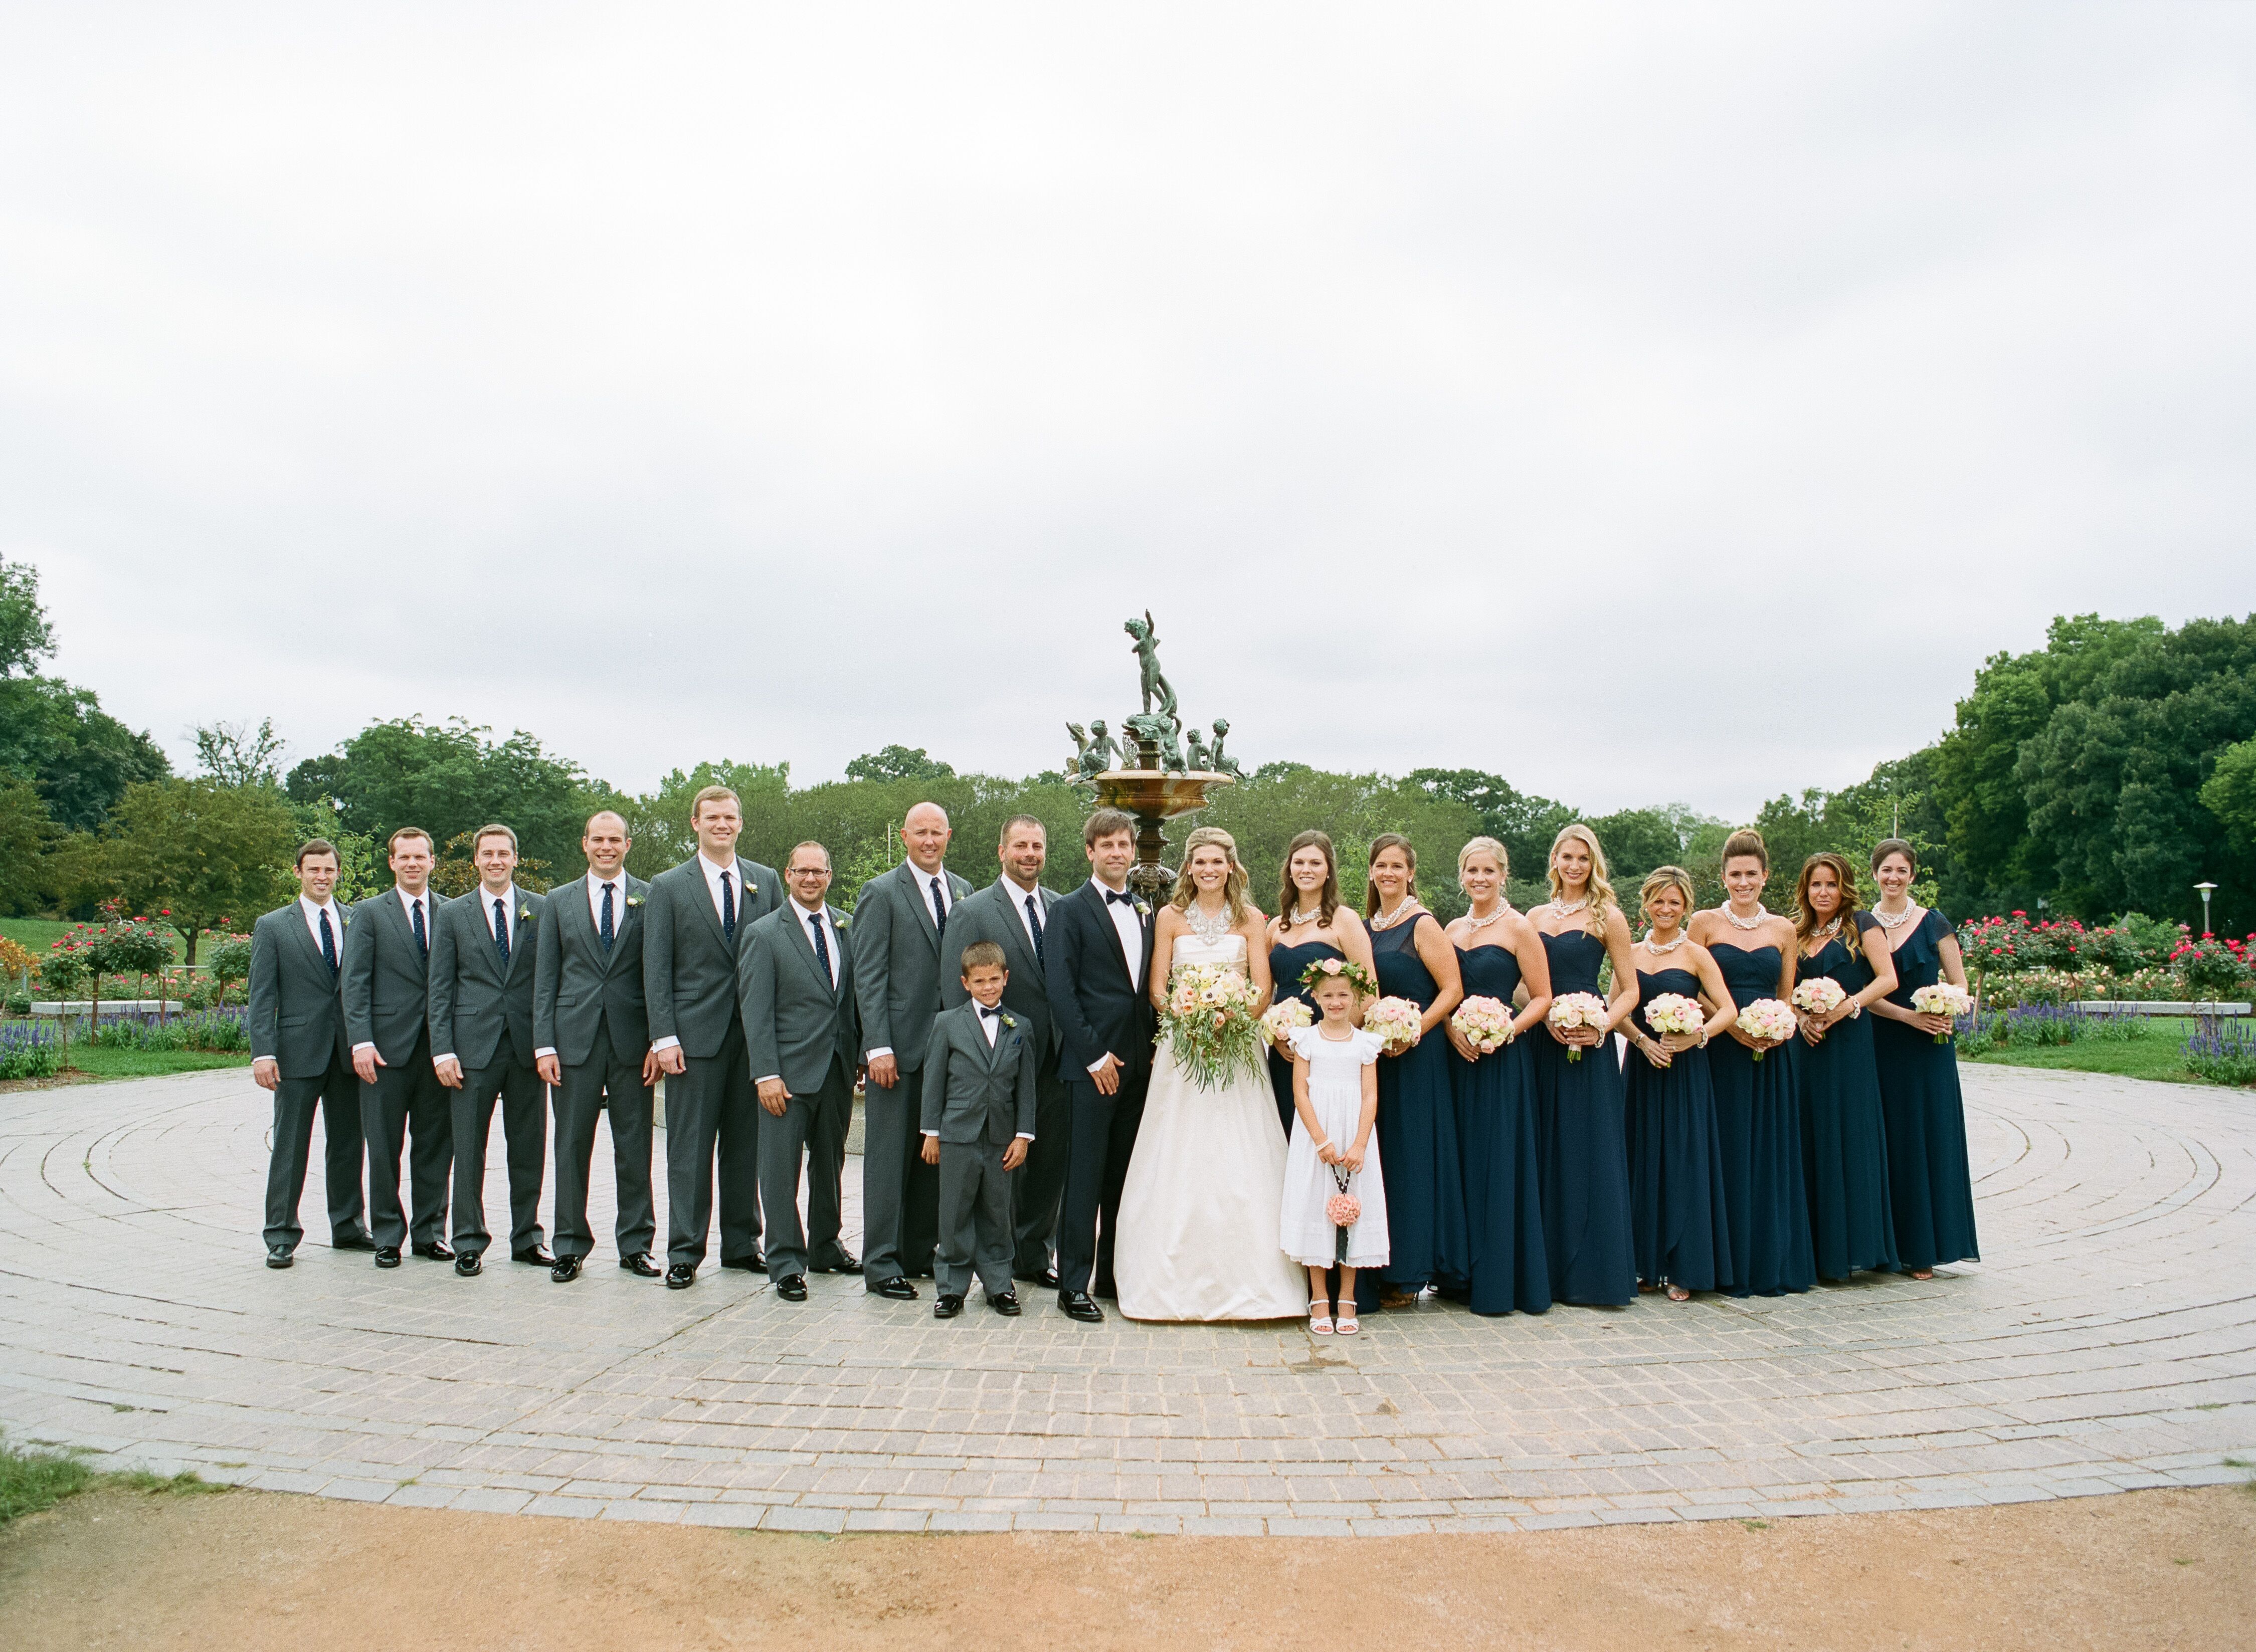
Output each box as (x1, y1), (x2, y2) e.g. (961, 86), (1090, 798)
(1, 1064), (2249, 1534)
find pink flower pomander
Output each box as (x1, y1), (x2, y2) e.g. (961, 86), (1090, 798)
(1326, 1191), (1361, 1227)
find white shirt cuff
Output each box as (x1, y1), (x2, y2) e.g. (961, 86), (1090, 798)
(433, 1053), (455, 1066)
(866, 1046), (893, 1060)
(756, 1074), (781, 1087)
(651, 1035), (681, 1053)
(533, 1047), (556, 1061)
(352, 1042), (375, 1056)
(921, 1128), (938, 1137)
(1016, 1131), (1035, 1140)
(1086, 1056), (1111, 1075)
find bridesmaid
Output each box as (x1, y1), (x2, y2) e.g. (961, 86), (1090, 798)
(1792, 852), (1901, 1282)
(1265, 831), (1376, 1137)
(1620, 867), (1737, 1300)
(1866, 840), (1981, 1279)
(1688, 830), (1814, 1297)
(1527, 823), (1639, 1308)
(1364, 834), (1466, 1307)
(1443, 837), (1553, 1316)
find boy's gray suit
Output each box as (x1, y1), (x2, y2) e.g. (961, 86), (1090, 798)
(739, 899), (860, 1282)
(938, 877), (1068, 1278)
(533, 871), (655, 1262)
(247, 899), (367, 1252)
(920, 1000), (1039, 1301)
(643, 854), (780, 1269)
(341, 888), (452, 1251)
(428, 885), (548, 1257)
(850, 859), (971, 1284)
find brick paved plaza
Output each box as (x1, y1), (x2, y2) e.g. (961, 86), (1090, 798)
(1, 1064), (2249, 1535)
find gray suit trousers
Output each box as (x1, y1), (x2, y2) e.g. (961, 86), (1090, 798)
(936, 1138), (1014, 1301)
(360, 1039), (452, 1250)
(665, 1019), (762, 1268)
(1011, 1064), (1072, 1277)
(450, 1056), (547, 1255)
(860, 1066), (941, 1284)
(551, 1022), (655, 1261)
(263, 1057), (366, 1251)
(758, 1054), (853, 1281)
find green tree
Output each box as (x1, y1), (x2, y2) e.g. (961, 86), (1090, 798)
(194, 718), (286, 788)
(2200, 736), (2256, 853)
(100, 779), (299, 962)
(1407, 769), (1578, 887)
(0, 777), (58, 915)
(844, 745), (956, 783)
(0, 559), (57, 677)
(0, 677), (170, 832)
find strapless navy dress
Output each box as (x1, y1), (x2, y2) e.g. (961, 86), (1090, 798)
(1449, 943), (1550, 1315)
(1267, 938), (1340, 1138)
(1706, 940), (1814, 1296)
(1528, 929), (1635, 1307)
(1622, 964), (1732, 1292)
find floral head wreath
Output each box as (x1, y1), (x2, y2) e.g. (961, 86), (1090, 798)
(1301, 956), (1379, 997)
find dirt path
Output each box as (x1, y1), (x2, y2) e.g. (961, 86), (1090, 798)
(4, 1484), (2249, 1649)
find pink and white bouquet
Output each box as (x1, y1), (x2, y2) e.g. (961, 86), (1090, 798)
(1450, 994), (1515, 1054)
(1910, 982), (1974, 1043)
(1161, 962), (1264, 1089)
(1259, 998), (1313, 1048)
(1642, 993), (1705, 1040)
(1547, 991), (1611, 1062)
(1792, 977), (1846, 1019)
(1735, 998), (1797, 1061)
(1363, 995), (1424, 1053)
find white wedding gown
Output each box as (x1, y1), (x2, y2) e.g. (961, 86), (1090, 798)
(1115, 932), (1309, 1322)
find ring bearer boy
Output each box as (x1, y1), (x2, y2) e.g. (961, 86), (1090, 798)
(919, 940), (1038, 1319)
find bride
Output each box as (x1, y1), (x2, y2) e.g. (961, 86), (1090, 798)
(1115, 825), (1308, 1322)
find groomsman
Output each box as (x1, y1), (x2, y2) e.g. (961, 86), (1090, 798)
(740, 841), (861, 1301)
(534, 809), (660, 1283)
(645, 784), (780, 1288)
(429, 823), (551, 1276)
(342, 828), (453, 1268)
(850, 801), (967, 1297)
(939, 813), (1067, 1288)
(248, 840), (370, 1266)
(1044, 808), (1156, 1323)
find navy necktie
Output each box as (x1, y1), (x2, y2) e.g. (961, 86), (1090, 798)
(1025, 894), (1046, 967)
(929, 875), (947, 942)
(411, 897), (427, 959)
(808, 910), (832, 986)
(318, 908), (338, 976)
(720, 870), (736, 943)
(599, 882), (615, 954)
(493, 897), (510, 968)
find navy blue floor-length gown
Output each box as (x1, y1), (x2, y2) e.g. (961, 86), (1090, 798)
(1795, 916), (1900, 1280)
(1371, 914), (1467, 1292)
(1529, 929), (1636, 1306)
(1872, 909), (1980, 1272)
(1622, 964), (1733, 1292)
(1450, 943), (1550, 1315)
(1707, 940), (1815, 1296)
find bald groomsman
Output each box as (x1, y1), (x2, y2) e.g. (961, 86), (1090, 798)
(429, 823), (552, 1276)
(248, 839), (371, 1266)
(342, 828), (454, 1269)
(535, 810), (660, 1283)
(850, 801), (970, 1299)
(645, 784), (781, 1289)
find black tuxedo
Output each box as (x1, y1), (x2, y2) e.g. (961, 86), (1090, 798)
(1043, 880), (1157, 1296)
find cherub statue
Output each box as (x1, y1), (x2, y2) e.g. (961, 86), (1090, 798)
(1183, 728), (1211, 771)
(1076, 719), (1119, 782)
(1123, 610), (1179, 726)
(1124, 711), (1182, 772)
(1066, 722), (1089, 782)
(1209, 718), (1243, 779)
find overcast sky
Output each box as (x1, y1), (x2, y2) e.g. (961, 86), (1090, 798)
(4, 5), (2252, 818)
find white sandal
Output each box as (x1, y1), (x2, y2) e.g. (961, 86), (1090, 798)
(1335, 1310), (1360, 1336)
(1308, 1299), (1335, 1335)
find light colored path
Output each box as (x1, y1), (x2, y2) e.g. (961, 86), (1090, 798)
(1, 1065), (2249, 1535)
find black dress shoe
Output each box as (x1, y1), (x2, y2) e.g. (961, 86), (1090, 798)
(719, 1252), (768, 1274)
(374, 1246), (402, 1269)
(1058, 1289), (1104, 1323)
(412, 1240), (455, 1262)
(551, 1255), (583, 1283)
(812, 1251), (860, 1274)
(266, 1246), (294, 1269)
(665, 1263), (696, 1290)
(990, 1290), (1021, 1316)
(933, 1294), (964, 1319)
(331, 1227), (377, 1252)
(455, 1252), (483, 1277)
(774, 1274), (807, 1302)
(1016, 1266), (1059, 1291)
(619, 1253), (661, 1278)
(865, 1276), (918, 1301)
(512, 1245), (555, 1267)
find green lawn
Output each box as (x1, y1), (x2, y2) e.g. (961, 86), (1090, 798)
(0, 916), (76, 957)
(1965, 1017), (2249, 1087)
(62, 1046), (255, 1081)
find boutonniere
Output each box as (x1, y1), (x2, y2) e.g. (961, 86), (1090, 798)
(744, 883), (758, 897)
(518, 904), (534, 922)
(1001, 1013), (1018, 1030)
(834, 914), (849, 931)
(1133, 899), (1152, 918)
(625, 894), (643, 908)
(339, 912), (352, 928)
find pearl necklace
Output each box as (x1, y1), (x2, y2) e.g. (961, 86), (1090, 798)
(1642, 930), (1689, 955)
(1185, 901), (1235, 942)
(1285, 905), (1324, 928)
(1725, 903), (1770, 931)
(1810, 916), (1843, 942)
(1550, 896), (1589, 918)
(1369, 899), (1419, 931)
(1872, 901), (1919, 932)
(1462, 903), (1509, 933)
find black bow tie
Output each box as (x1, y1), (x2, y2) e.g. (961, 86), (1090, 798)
(1104, 888), (1136, 907)
(978, 1003), (1004, 1018)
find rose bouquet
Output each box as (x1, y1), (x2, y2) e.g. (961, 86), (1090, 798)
(1910, 982), (1974, 1043)
(1792, 977), (1846, 1020)
(1450, 994), (1515, 1054)
(1259, 998), (1313, 1048)
(1547, 991), (1610, 1061)
(1643, 993), (1705, 1040)
(1161, 962), (1264, 1089)
(1363, 995), (1424, 1053)
(1735, 997), (1797, 1061)
(1327, 1165), (1361, 1263)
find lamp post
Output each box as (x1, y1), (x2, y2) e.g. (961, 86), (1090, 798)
(2195, 881), (2217, 937)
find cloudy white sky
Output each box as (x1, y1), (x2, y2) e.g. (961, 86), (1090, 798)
(4, 5), (2252, 817)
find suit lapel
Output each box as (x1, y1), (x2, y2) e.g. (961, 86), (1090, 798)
(900, 863), (942, 955)
(289, 902), (335, 980)
(987, 881), (1041, 981)
(783, 902), (841, 999)
(605, 876), (644, 973)
(1084, 883), (1135, 989)
(684, 858), (728, 950)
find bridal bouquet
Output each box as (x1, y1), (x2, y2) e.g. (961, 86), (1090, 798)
(1450, 995), (1515, 1054)
(1363, 995), (1424, 1053)
(1735, 997), (1797, 1061)
(1643, 993), (1705, 1040)
(1910, 982), (1974, 1043)
(1792, 977), (1846, 1019)
(1162, 962), (1264, 1090)
(1259, 998), (1313, 1048)
(1547, 991), (1610, 1061)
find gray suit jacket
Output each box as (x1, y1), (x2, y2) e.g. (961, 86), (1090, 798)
(428, 885), (545, 1070)
(342, 888), (446, 1064)
(740, 901), (860, 1096)
(938, 877), (1061, 1063)
(919, 1001), (1039, 1147)
(851, 859), (973, 1070)
(533, 872), (652, 1066)
(642, 855), (781, 1059)
(247, 900), (351, 1079)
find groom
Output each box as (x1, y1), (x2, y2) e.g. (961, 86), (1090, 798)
(1043, 807), (1155, 1324)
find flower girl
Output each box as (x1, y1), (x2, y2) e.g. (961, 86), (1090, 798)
(1279, 963), (1389, 1335)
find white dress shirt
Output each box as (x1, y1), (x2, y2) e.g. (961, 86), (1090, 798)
(755, 897), (839, 1087)
(697, 851), (747, 925)
(866, 864), (953, 1063)
(299, 895), (347, 953)
(922, 1000), (1036, 1141)
(1087, 876), (1143, 1076)
(352, 886), (433, 1057)
(1001, 877), (1047, 956)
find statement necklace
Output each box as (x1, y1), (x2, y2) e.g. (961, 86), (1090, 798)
(1810, 916), (1843, 942)
(1725, 903), (1770, 931)
(1286, 904), (1324, 929)
(1369, 898), (1418, 931)
(1462, 902), (1509, 933)
(1642, 929), (1689, 955)
(1185, 901), (1235, 942)
(1550, 896), (1590, 918)
(1872, 901), (1919, 932)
